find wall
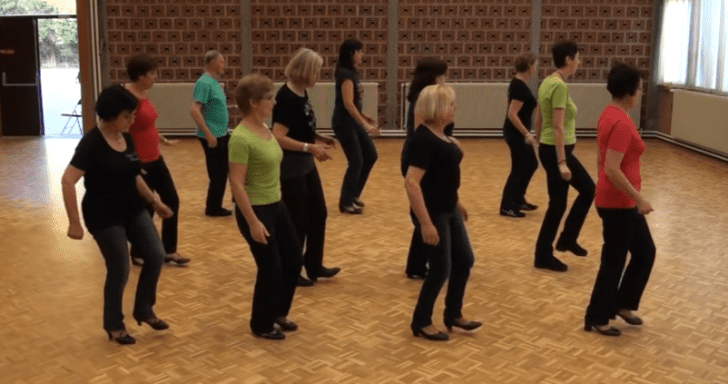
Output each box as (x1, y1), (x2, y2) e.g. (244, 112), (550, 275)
(105, 0), (656, 130)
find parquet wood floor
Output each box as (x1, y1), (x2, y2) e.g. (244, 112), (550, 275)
(1, 136), (727, 384)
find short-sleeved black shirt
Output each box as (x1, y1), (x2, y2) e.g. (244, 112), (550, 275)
(503, 78), (537, 139)
(69, 128), (143, 232)
(401, 125), (463, 216)
(332, 68), (362, 128)
(272, 84), (316, 179)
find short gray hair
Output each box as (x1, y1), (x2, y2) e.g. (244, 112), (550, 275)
(204, 50), (221, 66)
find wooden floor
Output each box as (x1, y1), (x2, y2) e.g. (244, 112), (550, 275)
(1, 136), (727, 384)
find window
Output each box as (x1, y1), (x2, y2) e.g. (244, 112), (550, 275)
(658, 0), (728, 93)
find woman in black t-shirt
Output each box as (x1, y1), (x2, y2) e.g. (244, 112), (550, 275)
(332, 39), (378, 214)
(403, 57), (451, 279)
(402, 84), (481, 341)
(272, 48), (341, 287)
(61, 85), (173, 345)
(500, 53), (541, 218)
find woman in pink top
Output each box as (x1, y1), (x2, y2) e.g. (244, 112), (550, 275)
(126, 54), (189, 266)
(584, 63), (655, 337)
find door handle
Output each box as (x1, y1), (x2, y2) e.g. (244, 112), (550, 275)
(2, 72), (38, 87)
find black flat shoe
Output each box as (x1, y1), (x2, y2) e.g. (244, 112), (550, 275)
(136, 317), (169, 330)
(584, 322), (621, 336)
(316, 266), (341, 279)
(253, 329), (285, 340)
(353, 197), (366, 208)
(339, 205), (363, 214)
(106, 329), (136, 345)
(520, 202), (538, 211)
(406, 272), (427, 279)
(555, 241), (588, 257)
(534, 257), (568, 272)
(164, 254), (191, 265)
(131, 257), (144, 267)
(444, 318), (483, 332)
(500, 208), (526, 218)
(275, 317), (298, 332)
(412, 327), (449, 341)
(618, 313), (643, 325)
(205, 208), (232, 217)
(297, 276), (314, 287)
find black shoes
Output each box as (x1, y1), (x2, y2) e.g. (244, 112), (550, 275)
(534, 256), (568, 272)
(353, 197), (366, 208)
(339, 205), (363, 214)
(584, 322), (621, 336)
(297, 276), (314, 287)
(275, 317), (298, 332)
(500, 208), (526, 218)
(165, 254), (191, 266)
(136, 317), (170, 330)
(413, 327), (449, 341)
(106, 329), (136, 345)
(317, 266), (341, 279)
(618, 312), (643, 325)
(253, 329), (286, 340)
(556, 241), (588, 257)
(205, 208), (232, 217)
(520, 202), (538, 211)
(406, 271), (427, 279)
(444, 318), (483, 332)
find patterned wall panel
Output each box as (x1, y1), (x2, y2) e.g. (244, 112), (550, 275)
(540, 0), (653, 124)
(250, 0), (390, 128)
(397, 0), (533, 128)
(106, 0), (243, 126)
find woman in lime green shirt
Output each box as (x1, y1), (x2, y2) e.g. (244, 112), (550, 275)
(229, 74), (303, 340)
(534, 41), (595, 273)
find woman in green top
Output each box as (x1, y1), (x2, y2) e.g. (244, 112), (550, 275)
(229, 74), (303, 340)
(533, 41), (595, 273)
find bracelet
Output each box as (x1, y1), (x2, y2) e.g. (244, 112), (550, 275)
(302, 143), (309, 152)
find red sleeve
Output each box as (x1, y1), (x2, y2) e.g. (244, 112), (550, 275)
(606, 120), (633, 154)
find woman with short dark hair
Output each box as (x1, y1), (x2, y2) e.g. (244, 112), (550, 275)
(332, 39), (378, 214)
(584, 63), (655, 336)
(534, 41), (595, 272)
(61, 85), (173, 345)
(499, 53), (540, 218)
(125, 54), (189, 267)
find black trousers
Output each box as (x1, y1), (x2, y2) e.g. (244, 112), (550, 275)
(585, 208), (656, 325)
(405, 210), (428, 276)
(500, 135), (539, 211)
(535, 144), (595, 263)
(235, 201), (302, 334)
(90, 210), (165, 331)
(198, 134), (230, 213)
(131, 156), (179, 254)
(281, 167), (328, 279)
(411, 210), (475, 330)
(333, 122), (378, 208)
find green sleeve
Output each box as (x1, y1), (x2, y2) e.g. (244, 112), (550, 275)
(229, 135), (250, 165)
(551, 82), (568, 109)
(193, 81), (211, 105)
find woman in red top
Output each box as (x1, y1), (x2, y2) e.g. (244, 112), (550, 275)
(126, 54), (189, 266)
(584, 64), (655, 336)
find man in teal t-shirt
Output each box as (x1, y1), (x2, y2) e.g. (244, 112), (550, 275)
(190, 50), (232, 217)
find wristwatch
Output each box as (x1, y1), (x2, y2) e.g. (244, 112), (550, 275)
(302, 143), (309, 152)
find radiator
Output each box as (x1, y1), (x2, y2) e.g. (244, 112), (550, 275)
(401, 82), (641, 135)
(145, 82), (379, 135)
(671, 89), (728, 155)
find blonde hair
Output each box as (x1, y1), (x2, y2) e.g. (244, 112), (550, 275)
(414, 84), (456, 124)
(284, 48), (323, 86)
(234, 74), (274, 116)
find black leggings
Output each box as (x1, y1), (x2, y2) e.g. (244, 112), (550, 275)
(534, 144), (595, 263)
(585, 208), (656, 325)
(333, 122), (378, 209)
(281, 167), (328, 279)
(235, 201), (302, 334)
(500, 135), (538, 210)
